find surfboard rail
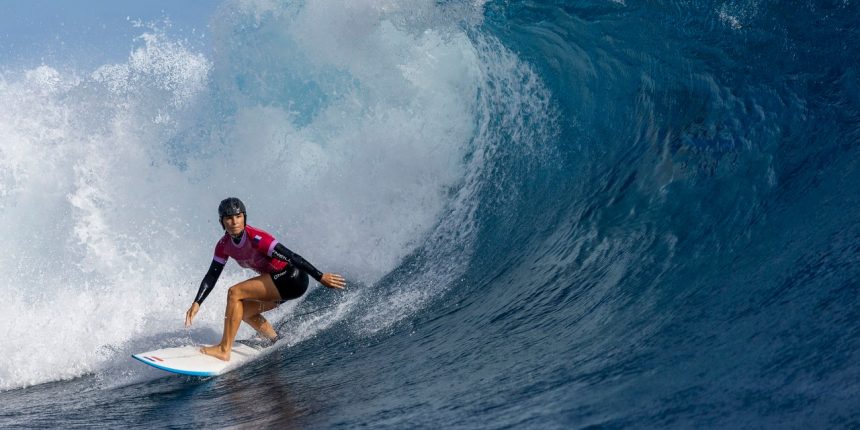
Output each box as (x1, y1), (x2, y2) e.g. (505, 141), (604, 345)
(131, 344), (263, 376)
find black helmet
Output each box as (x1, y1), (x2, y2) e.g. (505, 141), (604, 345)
(218, 197), (246, 222)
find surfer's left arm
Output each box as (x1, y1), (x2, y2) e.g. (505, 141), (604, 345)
(270, 243), (346, 289)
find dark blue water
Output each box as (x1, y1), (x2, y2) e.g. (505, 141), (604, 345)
(2, 0), (859, 428)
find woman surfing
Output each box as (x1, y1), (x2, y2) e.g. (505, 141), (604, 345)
(184, 197), (346, 361)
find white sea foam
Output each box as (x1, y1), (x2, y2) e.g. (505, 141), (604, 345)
(0, 0), (553, 390)
(0, 29), (217, 390)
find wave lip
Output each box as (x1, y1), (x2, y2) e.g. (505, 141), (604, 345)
(0, 0), (557, 392)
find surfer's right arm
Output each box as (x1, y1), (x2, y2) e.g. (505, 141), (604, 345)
(185, 260), (226, 327)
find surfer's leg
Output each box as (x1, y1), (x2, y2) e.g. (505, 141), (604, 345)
(242, 301), (278, 340)
(201, 274), (280, 361)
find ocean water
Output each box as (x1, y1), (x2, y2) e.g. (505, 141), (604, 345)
(1, 0), (859, 428)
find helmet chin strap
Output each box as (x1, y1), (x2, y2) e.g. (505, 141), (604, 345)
(229, 222), (246, 243)
(231, 230), (244, 244)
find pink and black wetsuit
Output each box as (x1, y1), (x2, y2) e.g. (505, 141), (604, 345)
(193, 225), (324, 305)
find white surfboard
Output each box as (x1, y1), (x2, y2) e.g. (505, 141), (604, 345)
(132, 343), (263, 377)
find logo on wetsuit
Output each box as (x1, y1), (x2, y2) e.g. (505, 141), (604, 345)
(273, 267), (299, 281)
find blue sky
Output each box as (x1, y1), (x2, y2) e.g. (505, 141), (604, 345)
(0, 0), (219, 69)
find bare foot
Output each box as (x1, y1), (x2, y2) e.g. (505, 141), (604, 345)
(200, 344), (231, 361)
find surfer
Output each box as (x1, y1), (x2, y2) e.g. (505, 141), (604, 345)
(184, 197), (346, 361)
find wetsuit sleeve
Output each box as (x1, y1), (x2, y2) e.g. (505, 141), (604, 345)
(271, 243), (324, 282)
(194, 260), (225, 305)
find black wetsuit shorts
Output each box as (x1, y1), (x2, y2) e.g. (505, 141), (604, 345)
(270, 266), (309, 301)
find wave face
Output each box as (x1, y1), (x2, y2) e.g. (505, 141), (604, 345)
(1, 0), (859, 428)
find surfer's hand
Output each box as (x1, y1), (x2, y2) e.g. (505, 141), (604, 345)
(185, 302), (200, 327)
(321, 273), (346, 289)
